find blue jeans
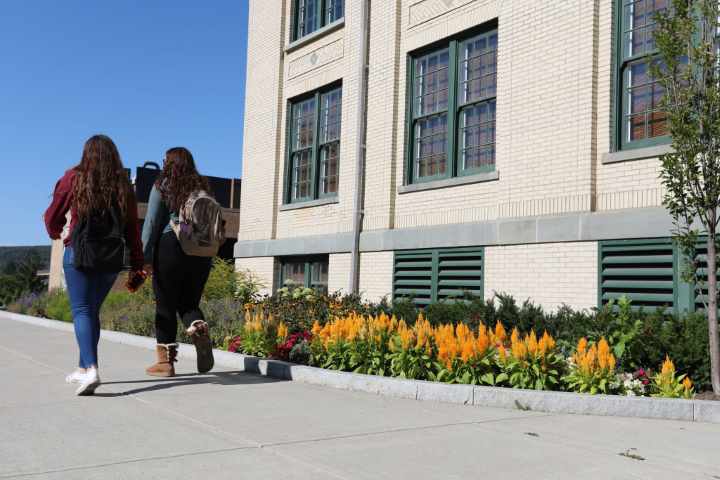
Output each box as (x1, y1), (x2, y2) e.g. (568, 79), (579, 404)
(63, 247), (118, 368)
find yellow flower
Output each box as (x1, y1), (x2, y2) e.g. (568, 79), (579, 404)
(395, 319), (414, 351)
(497, 344), (508, 363)
(661, 355), (675, 377)
(277, 322), (288, 341)
(538, 331), (555, 356)
(510, 327), (520, 346)
(682, 376), (693, 390)
(311, 320), (322, 336)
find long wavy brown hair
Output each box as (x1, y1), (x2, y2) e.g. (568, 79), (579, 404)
(72, 135), (131, 219)
(155, 147), (209, 212)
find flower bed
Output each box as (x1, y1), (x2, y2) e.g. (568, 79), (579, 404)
(226, 310), (696, 400)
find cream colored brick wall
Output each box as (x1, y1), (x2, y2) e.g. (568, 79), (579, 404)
(328, 253), (351, 294)
(238, 0), (286, 242)
(359, 251), (394, 302)
(484, 242), (598, 311)
(236, 257), (275, 297)
(329, 252), (393, 302)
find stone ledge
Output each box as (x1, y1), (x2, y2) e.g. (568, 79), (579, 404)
(602, 144), (673, 164)
(4, 311), (719, 424)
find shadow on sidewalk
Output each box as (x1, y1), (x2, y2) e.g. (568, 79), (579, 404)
(94, 370), (284, 397)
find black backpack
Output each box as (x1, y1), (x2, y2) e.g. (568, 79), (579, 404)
(71, 207), (126, 273)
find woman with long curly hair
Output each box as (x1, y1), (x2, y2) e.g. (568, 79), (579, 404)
(141, 147), (215, 377)
(44, 135), (144, 395)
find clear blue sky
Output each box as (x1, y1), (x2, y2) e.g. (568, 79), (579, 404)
(0, 1), (248, 246)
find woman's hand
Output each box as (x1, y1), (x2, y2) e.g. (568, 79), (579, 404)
(126, 269), (148, 293)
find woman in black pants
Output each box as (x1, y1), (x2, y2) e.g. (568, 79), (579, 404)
(141, 147), (214, 377)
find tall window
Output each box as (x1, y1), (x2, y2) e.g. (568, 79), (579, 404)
(287, 85), (342, 203)
(616, 0), (670, 149)
(292, 0), (345, 42)
(407, 27), (498, 184)
(280, 256), (329, 294)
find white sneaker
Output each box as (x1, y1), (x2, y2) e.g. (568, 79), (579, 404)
(75, 368), (100, 396)
(65, 370), (85, 384)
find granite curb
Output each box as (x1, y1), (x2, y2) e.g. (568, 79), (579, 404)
(3, 311), (718, 423)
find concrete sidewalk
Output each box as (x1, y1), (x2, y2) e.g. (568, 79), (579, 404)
(1, 319), (718, 480)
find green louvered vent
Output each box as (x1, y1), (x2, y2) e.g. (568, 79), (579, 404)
(600, 239), (675, 310)
(437, 249), (484, 301)
(394, 247), (484, 306)
(393, 250), (434, 306)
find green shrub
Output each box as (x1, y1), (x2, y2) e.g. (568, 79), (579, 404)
(44, 290), (72, 322)
(203, 258), (237, 301)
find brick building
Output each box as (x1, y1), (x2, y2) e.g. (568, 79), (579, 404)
(235, 0), (694, 314)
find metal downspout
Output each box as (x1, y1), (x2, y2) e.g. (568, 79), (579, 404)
(349, 0), (370, 295)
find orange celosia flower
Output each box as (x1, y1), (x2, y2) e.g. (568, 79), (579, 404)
(577, 337), (588, 356)
(494, 321), (507, 345)
(526, 330), (538, 356)
(414, 316), (433, 354)
(476, 325), (490, 355)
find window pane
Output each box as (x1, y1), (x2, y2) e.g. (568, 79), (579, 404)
(298, 0), (319, 38)
(623, 0), (668, 58)
(310, 260), (329, 294)
(292, 150), (312, 200)
(319, 88), (342, 144)
(459, 32), (498, 105)
(282, 261), (306, 287)
(414, 49), (449, 116)
(460, 100), (496, 171)
(414, 114), (447, 179)
(625, 60), (666, 142)
(293, 98), (316, 151)
(319, 142), (339, 195)
(326, 0), (344, 23)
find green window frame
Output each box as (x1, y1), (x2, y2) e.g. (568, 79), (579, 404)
(393, 247), (484, 306)
(291, 0), (344, 42)
(613, 0), (671, 151)
(405, 25), (497, 185)
(279, 255), (329, 294)
(285, 84), (342, 204)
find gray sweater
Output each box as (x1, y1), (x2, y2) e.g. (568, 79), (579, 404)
(141, 186), (174, 263)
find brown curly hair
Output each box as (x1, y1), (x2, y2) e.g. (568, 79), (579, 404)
(72, 135), (131, 219)
(155, 147), (209, 212)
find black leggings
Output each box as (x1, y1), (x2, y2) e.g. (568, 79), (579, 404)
(153, 232), (212, 344)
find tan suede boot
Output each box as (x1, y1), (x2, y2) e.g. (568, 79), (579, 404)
(187, 320), (214, 374)
(145, 344), (178, 377)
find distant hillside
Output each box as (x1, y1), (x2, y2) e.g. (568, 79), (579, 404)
(0, 246), (51, 273)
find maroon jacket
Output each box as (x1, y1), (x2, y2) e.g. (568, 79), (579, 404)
(44, 169), (144, 271)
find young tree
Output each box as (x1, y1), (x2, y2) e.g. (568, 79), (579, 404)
(654, 0), (720, 394)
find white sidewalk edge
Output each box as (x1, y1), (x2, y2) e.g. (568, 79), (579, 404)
(2, 311), (718, 424)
